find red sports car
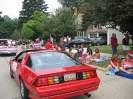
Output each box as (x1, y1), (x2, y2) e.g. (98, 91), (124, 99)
(9, 50), (100, 99)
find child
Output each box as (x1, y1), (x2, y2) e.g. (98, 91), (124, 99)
(67, 47), (74, 57)
(87, 49), (93, 58)
(106, 54), (119, 75)
(120, 54), (133, 74)
(81, 44), (88, 63)
(87, 49), (93, 63)
(88, 48), (100, 62)
(53, 42), (59, 50)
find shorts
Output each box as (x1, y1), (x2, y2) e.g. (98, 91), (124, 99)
(125, 67), (133, 71)
(123, 45), (130, 51)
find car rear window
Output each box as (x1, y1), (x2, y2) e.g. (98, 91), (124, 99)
(30, 52), (82, 71)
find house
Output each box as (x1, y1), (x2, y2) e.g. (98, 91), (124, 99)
(74, 7), (125, 45)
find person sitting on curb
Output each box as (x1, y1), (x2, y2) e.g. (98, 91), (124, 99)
(119, 54), (133, 74)
(106, 54), (119, 75)
(86, 49), (93, 63)
(66, 47), (74, 57)
(88, 48), (100, 62)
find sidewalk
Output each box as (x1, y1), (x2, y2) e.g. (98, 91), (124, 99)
(100, 53), (123, 59)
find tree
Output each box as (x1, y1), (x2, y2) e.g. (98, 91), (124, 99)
(40, 7), (77, 41)
(58, 0), (82, 9)
(0, 15), (19, 38)
(21, 25), (35, 39)
(80, 0), (133, 34)
(59, 0), (133, 35)
(19, 0), (48, 28)
(11, 30), (20, 40)
(21, 10), (46, 39)
(52, 8), (77, 39)
(101, 0), (133, 34)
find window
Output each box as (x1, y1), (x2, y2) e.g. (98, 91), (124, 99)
(15, 52), (26, 63)
(90, 34), (97, 38)
(26, 56), (32, 68)
(30, 52), (82, 71)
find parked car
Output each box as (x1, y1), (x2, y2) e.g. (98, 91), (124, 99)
(0, 39), (18, 56)
(67, 37), (95, 48)
(93, 36), (107, 46)
(9, 50), (100, 99)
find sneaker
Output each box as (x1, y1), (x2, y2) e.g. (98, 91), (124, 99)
(105, 71), (109, 75)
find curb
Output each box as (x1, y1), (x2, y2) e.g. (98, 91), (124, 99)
(89, 65), (107, 72)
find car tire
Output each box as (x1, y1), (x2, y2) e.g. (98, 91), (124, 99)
(20, 79), (30, 99)
(97, 42), (100, 46)
(10, 67), (14, 78)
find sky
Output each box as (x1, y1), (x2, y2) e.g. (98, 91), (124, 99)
(0, 0), (61, 19)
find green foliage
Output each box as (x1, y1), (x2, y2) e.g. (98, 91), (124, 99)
(0, 15), (19, 38)
(81, 0), (133, 34)
(21, 10), (45, 39)
(19, 0), (48, 28)
(21, 25), (35, 39)
(40, 8), (77, 41)
(58, 0), (82, 8)
(53, 8), (77, 38)
(11, 30), (20, 40)
(59, 0), (133, 34)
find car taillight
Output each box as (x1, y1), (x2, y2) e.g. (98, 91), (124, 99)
(77, 71), (97, 80)
(90, 71), (97, 78)
(54, 76), (59, 84)
(33, 76), (60, 87)
(48, 77), (54, 85)
(86, 71), (91, 78)
(34, 78), (48, 87)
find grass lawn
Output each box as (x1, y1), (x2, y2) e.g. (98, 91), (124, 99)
(88, 44), (123, 68)
(90, 44), (123, 55)
(89, 59), (122, 68)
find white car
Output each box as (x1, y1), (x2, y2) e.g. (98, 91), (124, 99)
(0, 39), (18, 56)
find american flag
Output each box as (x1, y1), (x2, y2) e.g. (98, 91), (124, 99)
(50, 34), (54, 43)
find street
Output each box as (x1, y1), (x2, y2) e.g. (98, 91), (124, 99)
(0, 55), (133, 99)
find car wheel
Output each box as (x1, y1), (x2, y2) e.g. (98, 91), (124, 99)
(20, 79), (30, 99)
(97, 42), (100, 46)
(10, 67), (14, 78)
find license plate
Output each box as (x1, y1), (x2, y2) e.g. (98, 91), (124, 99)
(64, 73), (76, 81)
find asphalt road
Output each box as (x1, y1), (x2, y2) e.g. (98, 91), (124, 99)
(0, 55), (133, 99)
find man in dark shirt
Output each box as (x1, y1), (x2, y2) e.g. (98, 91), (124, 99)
(122, 34), (129, 58)
(60, 40), (66, 51)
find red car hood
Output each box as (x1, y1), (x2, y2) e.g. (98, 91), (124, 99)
(0, 46), (17, 50)
(35, 65), (96, 76)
